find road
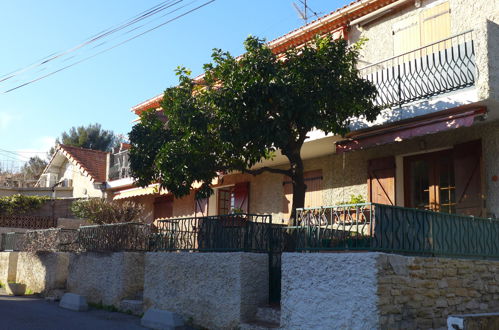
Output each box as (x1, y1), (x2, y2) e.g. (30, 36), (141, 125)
(0, 290), (146, 330)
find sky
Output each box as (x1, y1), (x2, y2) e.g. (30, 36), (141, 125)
(0, 0), (350, 171)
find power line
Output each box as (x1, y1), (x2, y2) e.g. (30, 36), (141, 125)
(1, 0), (215, 93)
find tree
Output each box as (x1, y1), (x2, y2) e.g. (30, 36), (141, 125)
(21, 156), (47, 181)
(129, 35), (380, 223)
(51, 123), (118, 154)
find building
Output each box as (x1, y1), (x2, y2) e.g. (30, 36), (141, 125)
(109, 0), (499, 223)
(36, 144), (108, 198)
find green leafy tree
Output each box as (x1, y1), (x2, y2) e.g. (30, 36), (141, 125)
(50, 124), (118, 157)
(21, 156), (47, 181)
(129, 35), (380, 223)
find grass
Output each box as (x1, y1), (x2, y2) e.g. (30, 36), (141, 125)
(88, 302), (119, 313)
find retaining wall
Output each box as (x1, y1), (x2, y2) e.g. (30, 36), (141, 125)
(67, 252), (145, 307)
(143, 252), (269, 329)
(15, 252), (69, 294)
(281, 252), (499, 329)
(0, 252), (18, 284)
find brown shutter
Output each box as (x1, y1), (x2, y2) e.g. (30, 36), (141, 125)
(453, 140), (483, 216)
(195, 196), (208, 218)
(368, 156), (396, 205)
(234, 182), (250, 213)
(304, 170), (323, 208)
(154, 196), (173, 220)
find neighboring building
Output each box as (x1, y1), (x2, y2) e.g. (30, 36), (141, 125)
(36, 144), (108, 198)
(111, 0), (499, 223)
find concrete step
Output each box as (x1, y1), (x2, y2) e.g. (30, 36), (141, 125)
(255, 305), (281, 324)
(240, 320), (280, 330)
(120, 299), (143, 316)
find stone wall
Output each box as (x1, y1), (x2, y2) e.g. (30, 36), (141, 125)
(281, 252), (499, 329)
(143, 252), (268, 329)
(15, 252), (69, 294)
(0, 252), (18, 284)
(67, 252), (144, 307)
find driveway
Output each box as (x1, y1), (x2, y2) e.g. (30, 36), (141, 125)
(0, 290), (146, 330)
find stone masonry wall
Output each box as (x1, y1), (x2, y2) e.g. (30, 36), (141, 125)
(377, 254), (499, 329)
(15, 252), (69, 294)
(281, 252), (499, 330)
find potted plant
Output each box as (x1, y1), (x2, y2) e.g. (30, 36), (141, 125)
(5, 282), (26, 296)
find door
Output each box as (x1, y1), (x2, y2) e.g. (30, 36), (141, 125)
(368, 157), (396, 205)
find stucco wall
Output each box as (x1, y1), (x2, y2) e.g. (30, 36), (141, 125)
(143, 252), (268, 329)
(67, 252), (144, 307)
(15, 252), (69, 294)
(0, 252), (18, 284)
(282, 252), (499, 329)
(281, 252), (379, 330)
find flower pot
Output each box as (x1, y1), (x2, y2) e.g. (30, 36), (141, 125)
(5, 283), (26, 296)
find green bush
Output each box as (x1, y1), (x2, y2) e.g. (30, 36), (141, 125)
(71, 199), (144, 224)
(0, 194), (49, 215)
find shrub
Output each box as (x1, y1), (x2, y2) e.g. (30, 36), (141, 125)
(0, 194), (49, 215)
(71, 199), (144, 224)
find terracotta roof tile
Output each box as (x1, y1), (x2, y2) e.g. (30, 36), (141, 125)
(59, 145), (109, 183)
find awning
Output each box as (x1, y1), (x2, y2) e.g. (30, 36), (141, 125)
(336, 107), (486, 153)
(113, 185), (165, 200)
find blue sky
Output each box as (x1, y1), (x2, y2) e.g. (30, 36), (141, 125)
(0, 0), (350, 170)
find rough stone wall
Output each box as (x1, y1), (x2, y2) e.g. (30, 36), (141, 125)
(0, 252), (18, 284)
(281, 252), (379, 330)
(143, 252), (268, 329)
(377, 254), (499, 329)
(67, 252), (144, 307)
(15, 252), (69, 294)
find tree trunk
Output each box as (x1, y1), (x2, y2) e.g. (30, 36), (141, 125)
(287, 150), (306, 226)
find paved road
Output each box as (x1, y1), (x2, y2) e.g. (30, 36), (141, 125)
(0, 291), (146, 330)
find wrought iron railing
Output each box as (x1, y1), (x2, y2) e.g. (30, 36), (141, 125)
(360, 30), (475, 109)
(294, 203), (499, 259)
(77, 222), (151, 252)
(154, 214), (275, 252)
(109, 150), (131, 181)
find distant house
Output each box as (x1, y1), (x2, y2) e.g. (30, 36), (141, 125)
(36, 144), (109, 198)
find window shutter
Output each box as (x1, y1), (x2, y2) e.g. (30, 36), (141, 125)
(420, 2), (451, 49)
(154, 196), (173, 220)
(368, 156), (396, 205)
(393, 15), (421, 56)
(234, 182), (250, 213)
(282, 170), (323, 216)
(453, 140), (483, 216)
(195, 196), (208, 218)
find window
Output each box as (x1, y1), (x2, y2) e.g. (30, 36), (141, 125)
(404, 149), (459, 214)
(393, 1), (450, 55)
(218, 187), (234, 215)
(217, 182), (250, 215)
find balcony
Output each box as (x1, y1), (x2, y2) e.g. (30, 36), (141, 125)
(109, 150), (131, 181)
(359, 31), (475, 109)
(294, 203), (499, 258)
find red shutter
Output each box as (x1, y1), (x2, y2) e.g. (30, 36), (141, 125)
(195, 197), (208, 218)
(234, 182), (250, 213)
(453, 140), (483, 216)
(154, 196), (173, 220)
(368, 156), (396, 205)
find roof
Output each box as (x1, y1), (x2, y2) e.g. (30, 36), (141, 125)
(57, 145), (109, 183)
(131, 0), (399, 114)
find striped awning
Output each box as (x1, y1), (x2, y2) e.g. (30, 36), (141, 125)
(113, 185), (164, 200)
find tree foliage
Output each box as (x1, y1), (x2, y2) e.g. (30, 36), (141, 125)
(0, 194), (49, 215)
(21, 156), (47, 181)
(129, 35), (380, 220)
(71, 199), (145, 224)
(52, 123), (118, 153)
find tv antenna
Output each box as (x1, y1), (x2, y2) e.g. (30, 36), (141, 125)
(292, 0), (321, 24)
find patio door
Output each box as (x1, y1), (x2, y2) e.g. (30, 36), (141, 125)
(404, 149), (455, 213)
(404, 140), (483, 216)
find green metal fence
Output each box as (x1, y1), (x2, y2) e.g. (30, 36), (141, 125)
(295, 203), (499, 259)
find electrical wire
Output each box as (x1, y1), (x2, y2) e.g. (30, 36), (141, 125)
(1, 0), (215, 93)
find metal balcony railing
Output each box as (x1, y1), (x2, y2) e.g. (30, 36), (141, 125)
(294, 203), (499, 259)
(359, 30), (476, 109)
(109, 150), (131, 181)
